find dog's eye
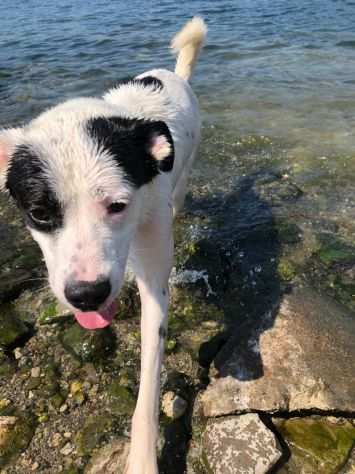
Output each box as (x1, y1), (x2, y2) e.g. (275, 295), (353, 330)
(107, 202), (127, 214)
(29, 207), (52, 224)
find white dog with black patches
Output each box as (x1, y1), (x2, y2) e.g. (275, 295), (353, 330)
(0, 17), (207, 473)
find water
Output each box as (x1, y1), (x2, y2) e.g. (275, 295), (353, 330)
(1, 0), (355, 230)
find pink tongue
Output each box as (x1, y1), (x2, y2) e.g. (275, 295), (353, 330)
(74, 301), (117, 329)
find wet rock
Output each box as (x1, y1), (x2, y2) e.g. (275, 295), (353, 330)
(202, 286), (355, 416)
(315, 233), (355, 267)
(162, 391), (187, 420)
(0, 306), (30, 348)
(275, 417), (355, 474)
(277, 258), (297, 282)
(201, 414), (282, 474)
(0, 349), (14, 376)
(9, 288), (71, 326)
(275, 218), (302, 245)
(60, 323), (116, 364)
(0, 201), (43, 302)
(168, 288), (224, 362)
(253, 172), (303, 206)
(85, 437), (130, 474)
(308, 233), (355, 312)
(0, 413), (36, 468)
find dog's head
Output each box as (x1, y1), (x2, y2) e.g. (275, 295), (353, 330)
(0, 98), (174, 329)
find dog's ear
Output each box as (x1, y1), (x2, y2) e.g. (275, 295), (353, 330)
(144, 121), (174, 173)
(88, 117), (174, 187)
(0, 128), (24, 190)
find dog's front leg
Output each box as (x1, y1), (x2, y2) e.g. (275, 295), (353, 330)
(125, 211), (173, 474)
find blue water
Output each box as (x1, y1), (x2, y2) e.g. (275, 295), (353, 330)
(1, 0), (355, 221)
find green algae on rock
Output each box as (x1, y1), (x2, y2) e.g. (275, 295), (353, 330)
(75, 413), (117, 456)
(0, 412), (37, 468)
(276, 417), (355, 474)
(60, 323), (116, 364)
(315, 234), (355, 267)
(107, 381), (136, 416)
(277, 258), (298, 282)
(0, 304), (30, 348)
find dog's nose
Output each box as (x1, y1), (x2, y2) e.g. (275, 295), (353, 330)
(64, 278), (111, 311)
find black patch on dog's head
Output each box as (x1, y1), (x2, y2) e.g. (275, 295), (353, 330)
(113, 75), (163, 92)
(87, 116), (174, 188)
(6, 145), (63, 233)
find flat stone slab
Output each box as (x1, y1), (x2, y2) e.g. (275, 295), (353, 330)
(202, 287), (355, 417)
(202, 414), (282, 474)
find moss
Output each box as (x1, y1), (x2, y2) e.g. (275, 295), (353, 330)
(277, 259), (297, 282)
(278, 418), (355, 473)
(0, 305), (30, 348)
(168, 289), (223, 336)
(60, 323), (116, 364)
(275, 219), (302, 245)
(315, 234), (355, 267)
(49, 393), (65, 409)
(0, 349), (14, 376)
(107, 381), (136, 416)
(75, 413), (115, 456)
(39, 362), (61, 398)
(0, 412), (37, 468)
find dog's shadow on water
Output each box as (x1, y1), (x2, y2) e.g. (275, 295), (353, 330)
(160, 172), (288, 473)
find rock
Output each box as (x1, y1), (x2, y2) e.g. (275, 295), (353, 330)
(0, 307), (30, 348)
(60, 323), (116, 363)
(74, 414), (115, 456)
(8, 288), (71, 326)
(201, 414), (282, 474)
(202, 287), (355, 416)
(315, 233), (355, 267)
(13, 348), (22, 359)
(162, 391), (187, 420)
(84, 438), (130, 474)
(0, 349), (13, 376)
(31, 367), (40, 378)
(309, 233), (355, 313)
(339, 446), (355, 474)
(107, 381), (136, 416)
(0, 413), (36, 468)
(0, 199), (44, 302)
(60, 442), (74, 456)
(275, 417), (355, 474)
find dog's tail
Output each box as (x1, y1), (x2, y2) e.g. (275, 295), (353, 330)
(171, 17), (207, 81)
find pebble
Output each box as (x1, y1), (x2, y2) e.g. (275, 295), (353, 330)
(162, 391), (188, 419)
(51, 432), (62, 447)
(14, 348), (22, 360)
(31, 462), (39, 471)
(59, 404), (68, 413)
(60, 442), (74, 455)
(63, 431), (72, 439)
(31, 367), (41, 378)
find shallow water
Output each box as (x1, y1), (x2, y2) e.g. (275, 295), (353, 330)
(0, 0), (355, 230)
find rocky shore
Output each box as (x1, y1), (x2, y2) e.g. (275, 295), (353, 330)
(1, 134), (355, 473)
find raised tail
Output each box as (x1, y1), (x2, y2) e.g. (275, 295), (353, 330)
(171, 17), (207, 81)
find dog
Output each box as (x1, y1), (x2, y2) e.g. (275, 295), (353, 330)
(0, 17), (207, 473)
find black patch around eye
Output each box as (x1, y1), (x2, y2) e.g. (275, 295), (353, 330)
(87, 116), (174, 188)
(112, 75), (163, 92)
(5, 145), (63, 233)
